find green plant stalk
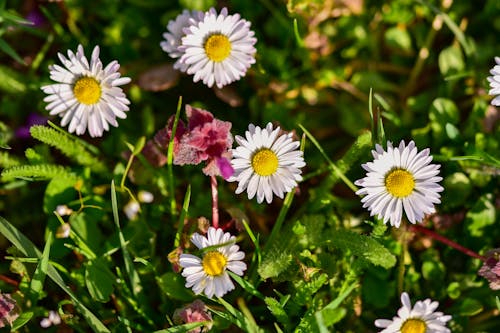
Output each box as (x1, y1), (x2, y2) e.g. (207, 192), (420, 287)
(174, 185), (191, 248)
(299, 124), (358, 193)
(167, 96), (183, 216)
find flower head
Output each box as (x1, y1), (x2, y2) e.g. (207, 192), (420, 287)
(179, 7), (257, 88)
(229, 123), (305, 204)
(41, 45), (131, 137)
(179, 227), (246, 298)
(487, 56), (500, 106)
(173, 300), (213, 333)
(375, 292), (451, 333)
(160, 9), (203, 72)
(355, 140), (443, 227)
(478, 248), (500, 290)
(153, 105), (234, 179)
(0, 293), (19, 328)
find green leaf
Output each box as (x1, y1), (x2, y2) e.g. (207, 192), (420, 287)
(0, 64), (26, 93)
(442, 172), (471, 208)
(178, 0), (216, 11)
(384, 26), (412, 52)
(465, 194), (496, 237)
(30, 125), (105, 172)
(228, 271), (265, 300)
(85, 258), (115, 303)
(11, 311), (34, 331)
(0, 216), (110, 332)
(30, 232), (52, 302)
(328, 229), (396, 268)
(258, 247), (293, 280)
(43, 175), (78, 214)
(156, 272), (193, 301)
(213, 297), (264, 333)
(438, 45), (465, 76)
(457, 298), (483, 316)
(264, 297), (290, 329)
(1, 164), (72, 181)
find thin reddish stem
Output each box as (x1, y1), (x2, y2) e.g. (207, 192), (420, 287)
(211, 175), (219, 229)
(0, 274), (19, 287)
(409, 224), (486, 261)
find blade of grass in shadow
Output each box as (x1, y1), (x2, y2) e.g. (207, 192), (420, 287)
(29, 231), (52, 303)
(212, 297), (263, 333)
(110, 180), (143, 297)
(0, 216), (110, 333)
(299, 124), (358, 193)
(152, 321), (209, 333)
(167, 96), (183, 217)
(174, 184), (191, 248)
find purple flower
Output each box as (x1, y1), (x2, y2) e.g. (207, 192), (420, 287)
(478, 248), (500, 290)
(15, 113), (47, 139)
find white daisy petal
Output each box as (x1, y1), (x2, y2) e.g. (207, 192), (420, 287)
(487, 57), (500, 106)
(179, 227), (246, 298)
(374, 292), (451, 333)
(41, 45), (131, 137)
(355, 140), (443, 227)
(228, 123), (305, 204)
(177, 7), (257, 88)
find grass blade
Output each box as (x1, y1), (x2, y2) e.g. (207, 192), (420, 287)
(110, 180), (143, 297)
(30, 231), (52, 302)
(0, 216), (110, 333)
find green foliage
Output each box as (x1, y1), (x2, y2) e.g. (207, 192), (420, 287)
(1, 164), (72, 181)
(328, 229), (397, 269)
(30, 125), (106, 172)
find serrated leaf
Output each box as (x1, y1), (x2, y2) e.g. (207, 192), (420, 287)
(328, 229), (396, 268)
(264, 297), (290, 329)
(258, 248), (293, 280)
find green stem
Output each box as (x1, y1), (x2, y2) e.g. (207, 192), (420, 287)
(166, 96), (183, 217)
(299, 124), (358, 193)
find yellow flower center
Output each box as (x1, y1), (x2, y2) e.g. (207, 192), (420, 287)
(204, 34), (232, 62)
(73, 77), (102, 105)
(202, 251), (227, 276)
(401, 318), (426, 333)
(251, 149), (279, 176)
(384, 168), (415, 198)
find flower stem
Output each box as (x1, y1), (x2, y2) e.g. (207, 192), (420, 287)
(409, 224), (486, 261)
(211, 175), (219, 229)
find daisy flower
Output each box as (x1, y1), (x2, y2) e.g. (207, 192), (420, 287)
(179, 7), (257, 88)
(487, 56), (500, 106)
(355, 140), (443, 228)
(179, 227), (246, 298)
(375, 292), (451, 333)
(160, 9), (203, 72)
(229, 123), (305, 204)
(41, 45), (131, 137)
